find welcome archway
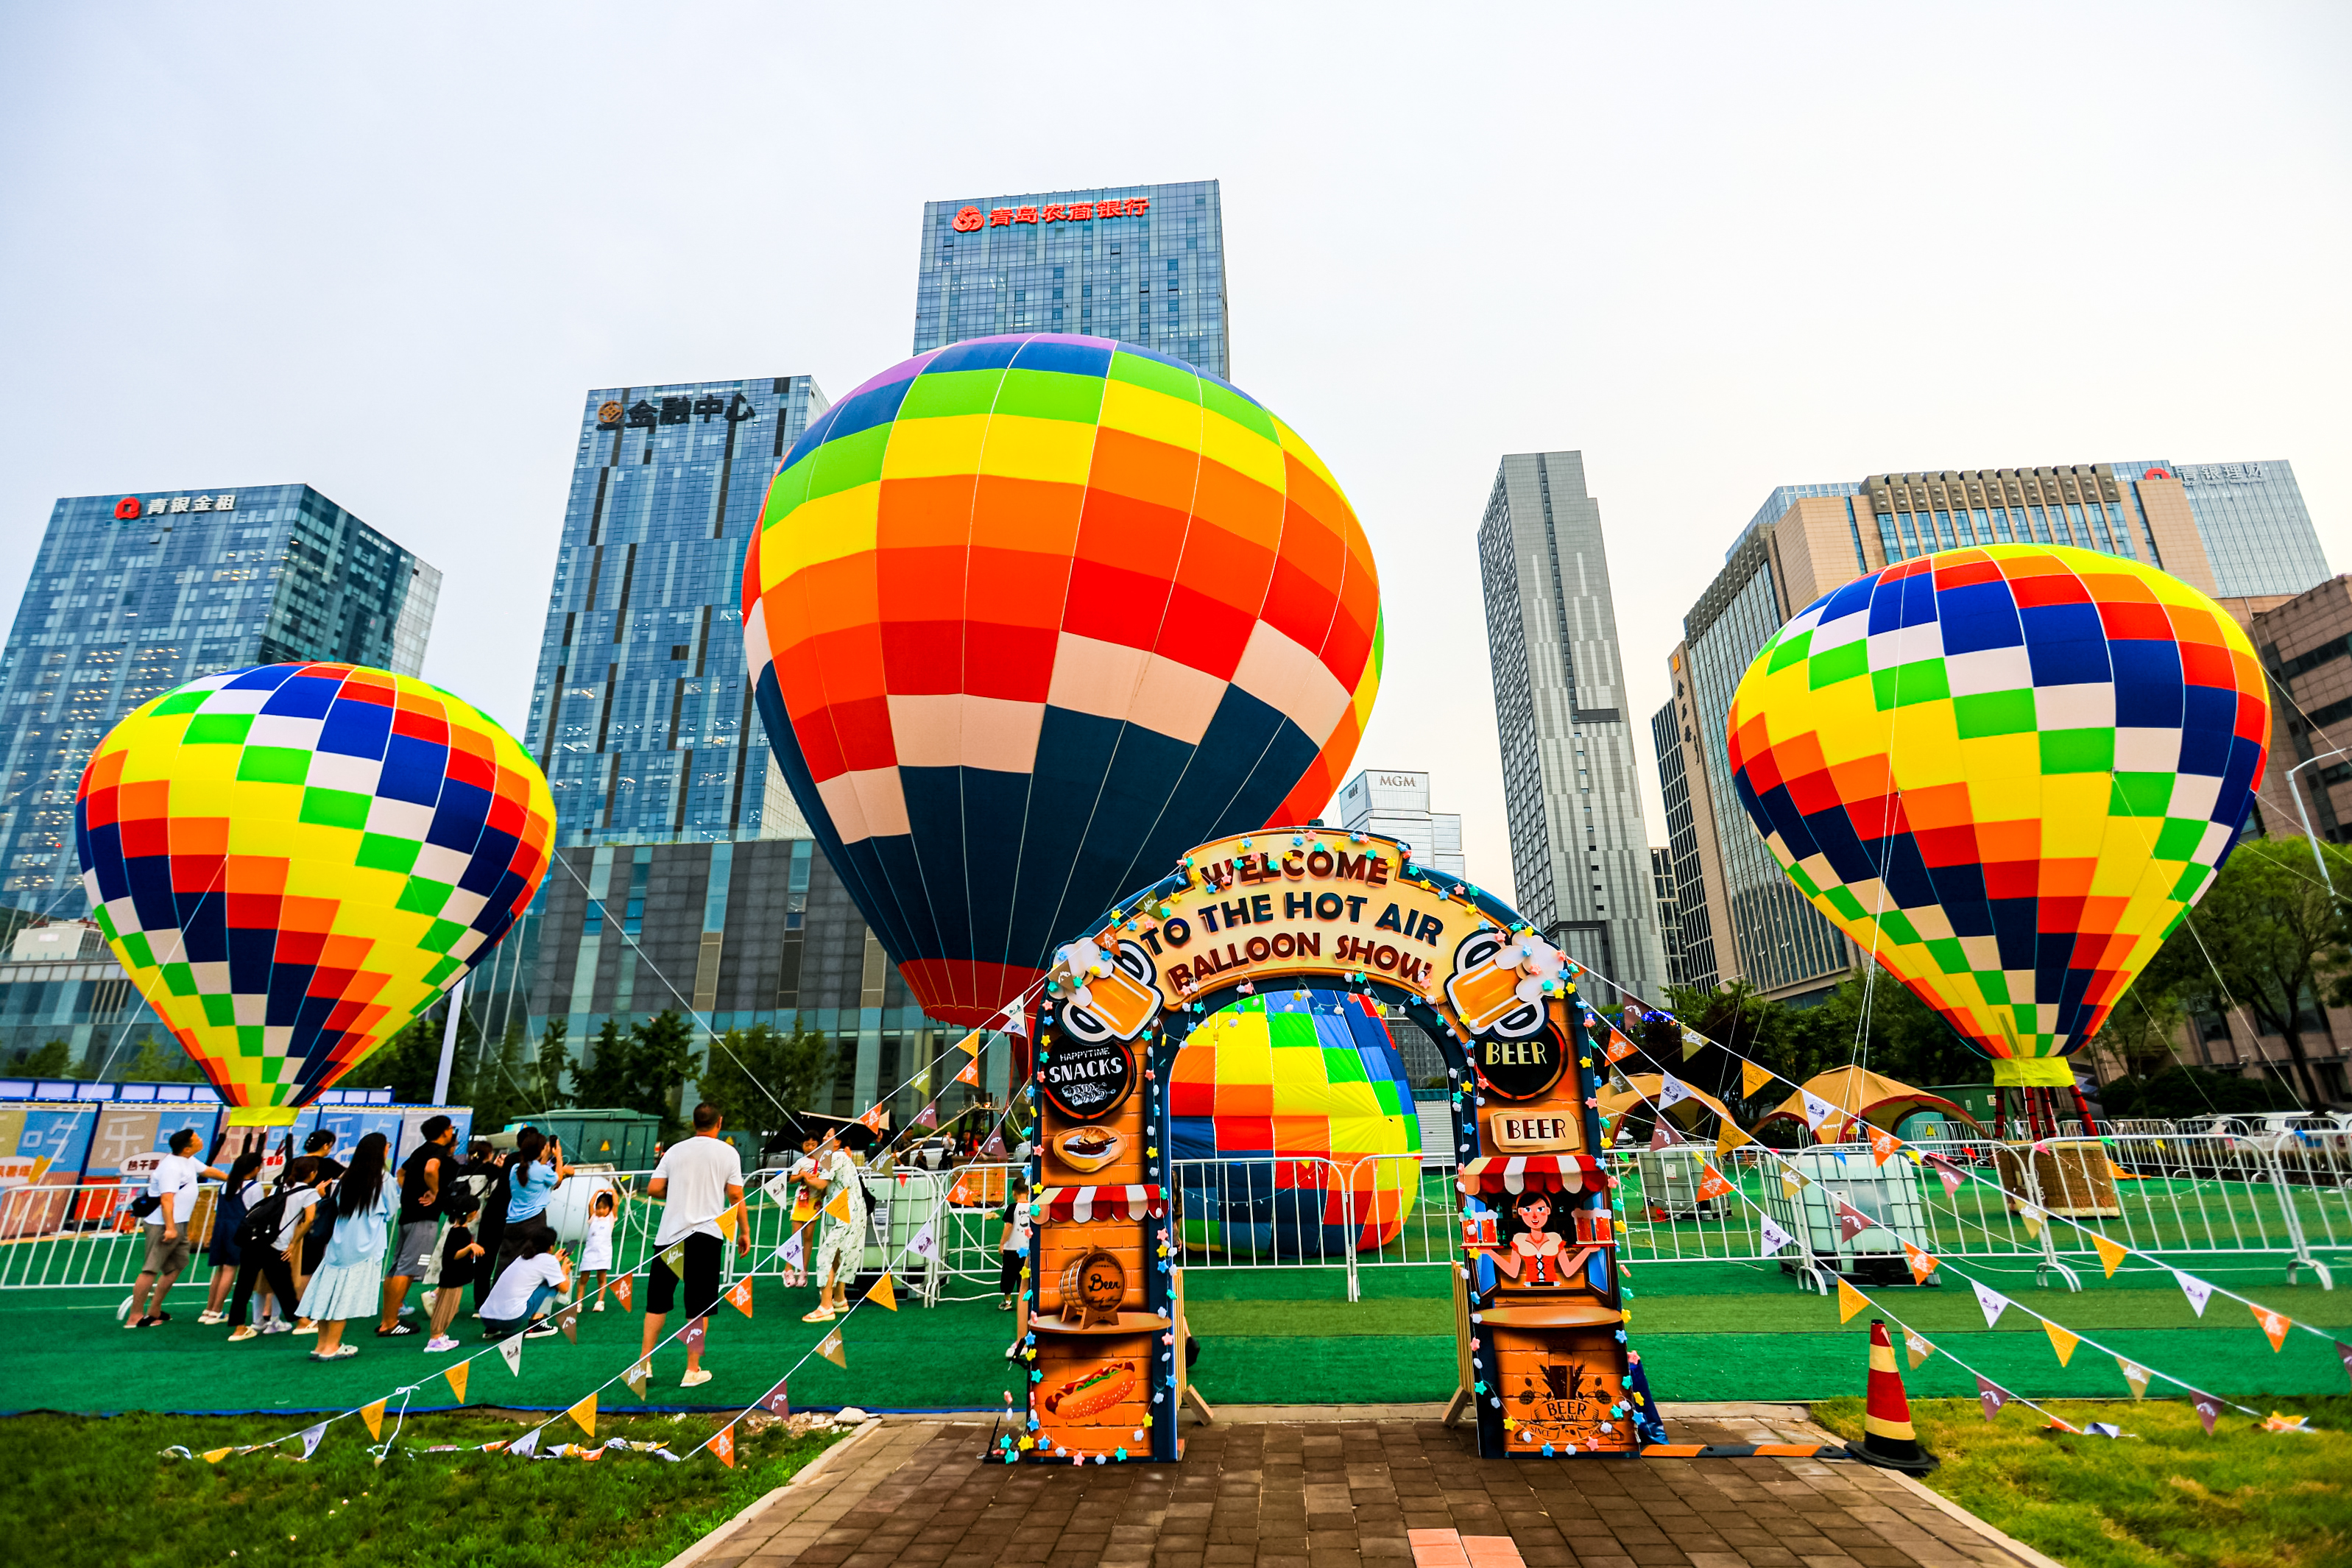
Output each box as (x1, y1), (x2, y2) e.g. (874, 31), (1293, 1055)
(1014, 830), (1664, 1463)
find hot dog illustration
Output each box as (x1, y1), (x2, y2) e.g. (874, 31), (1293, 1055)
(1042, 1358), (1139, 1420)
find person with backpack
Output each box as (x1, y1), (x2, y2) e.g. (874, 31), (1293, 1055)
(197, 1151), (268, 1325)
(461, 1142), (509, 1318)
(225, 1163), (338, 1341)
(377, 1114), (456, 1338)
(296, 1132), (395, 1361)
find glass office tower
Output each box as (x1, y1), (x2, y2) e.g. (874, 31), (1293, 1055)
(0, 484), (439, 914)
(912, 180), (1229, 378)
(521, 376), (830, 847)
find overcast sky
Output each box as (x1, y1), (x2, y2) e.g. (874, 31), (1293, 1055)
(5, 3), (2347, 905)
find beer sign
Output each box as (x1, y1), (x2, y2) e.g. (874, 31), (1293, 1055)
(1488, 1110), (1577, 1154)
(1470, 1024), (1567, 1101)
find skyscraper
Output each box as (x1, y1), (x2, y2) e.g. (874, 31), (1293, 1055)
(1334, 769), (1466, 877)
(1660, 459), (2328, 1001)
(913, 181), (1229, 378)
(1477, 452), (1667, 1001)
(521, 377), (829, 847)
(0, 484), (439, 914)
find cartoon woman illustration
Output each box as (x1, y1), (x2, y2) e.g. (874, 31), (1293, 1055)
(1486, 1190), (1569, 1287)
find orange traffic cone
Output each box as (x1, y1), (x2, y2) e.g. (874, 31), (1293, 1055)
(1845, 1318), (1937, 1473)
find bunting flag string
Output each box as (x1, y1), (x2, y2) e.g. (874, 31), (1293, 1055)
(445, 1362), (470, 1405)
(816, 1327), (847, 1367)
(499, 1335), (524, 1377)
(568, 1393), (598, 1441)
(1976, 1376), (2010, 1422)
(1695, 1165), (1732, 1201)
(1836, 1276), (1868, 1324)
(727, 1278), (755, 1318)
(1757, 1215), (1793, 1257)
(296, 1422), (329, 1460)
(1901, 1242), (1938, 1286)
(1904, 1331), (1935, 1370)
(2116, 1357), (2151, 1399)
(1716, 1124), (1754, 1159)
(2042, 1319), (2080, 1367)
(1868, 1129), (1901, 1167)
(1560, 950), (2343, 1367)
(864, 1272), (898, 1313)
(2253, 1305), (2292, 1352)
(710, 1424), (735, 1469)
(360, 1399), (388, 1443)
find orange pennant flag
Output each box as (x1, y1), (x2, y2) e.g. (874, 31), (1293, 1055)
(825, 1187), (854, 1225)
(955, 1030), (983, 1056)
(613, 1274), (634, 1313)
(444, 1361), (470, 1405)
(710, 1424), (736, 1469)
(2253, 1304), (2292, 1352)
(727, 1277), (755, 1318)
(1716, 1124), (1754, 1159)
(1902, 1243), (1939, 1286)
(360, 1399), (387, 1443)
(1603, 1034), (1636, 1064)
(816, 1327), (846, 1366)
(856, 1103), (887, 1132)
(1741, 1060), (1772, 1098)
(955, 1056), (981, 1087)
(716, 1202), (739, 1242)
(1869, 1129), (1901, 1167)
(2094, 1236), (2127, 1279)
(568, 1391), (598, 1441)
(2042, 1318), (2080, 1367)
(865, 1271), (898, 1312)
(1695, 1165), (1731, 1201)
(1837, 1276), (1868, 1324)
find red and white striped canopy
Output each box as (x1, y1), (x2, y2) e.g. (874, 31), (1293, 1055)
(1456, 1154), (1600, 1195)
(1036, 1184), (1165, 1223)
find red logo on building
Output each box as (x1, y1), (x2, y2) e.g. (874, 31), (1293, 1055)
(953, 197), (1152, 234)
(113, 497), (141, 520)
(2144, 467), (2171, 481)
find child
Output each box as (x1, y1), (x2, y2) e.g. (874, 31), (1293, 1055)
(425, 1191), (484, 1352)
(781, 1130), (822, 1288)
(580, 1188), (617, 1309)
(997, 1176), (1032, 1311)
(198, 1151), (268, 1325)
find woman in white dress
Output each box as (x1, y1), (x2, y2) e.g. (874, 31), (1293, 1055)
(802, 1124), (870, 1321)
(297, 1131), (396, 1360)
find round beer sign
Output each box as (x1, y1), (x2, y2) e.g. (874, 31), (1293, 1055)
(1039, 1036), (1135, 1123)
(1469, 1020), (1568, 1101)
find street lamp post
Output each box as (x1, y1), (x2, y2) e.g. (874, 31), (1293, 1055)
(2286, 749), (2352, 907)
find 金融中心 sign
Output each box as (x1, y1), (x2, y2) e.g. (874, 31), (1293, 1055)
(952, 197), (1151, 233)
(597, 393), (759, 430)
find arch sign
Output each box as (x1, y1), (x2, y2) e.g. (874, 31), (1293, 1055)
(1015, 830), (1664, 1463)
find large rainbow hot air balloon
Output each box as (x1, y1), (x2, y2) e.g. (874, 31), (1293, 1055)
(1168, 989), (1421, 1257)
(742, 335), (1380, 1025)
(1726, 544), (2269, 1087)
(74, 663), (554, 1123)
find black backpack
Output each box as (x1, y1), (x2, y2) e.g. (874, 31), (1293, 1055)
(233, 1190), (293, 1251)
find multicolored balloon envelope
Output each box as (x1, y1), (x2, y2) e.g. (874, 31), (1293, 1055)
(74, 663), (554, 1123)
(1727, 545), (2269, 1084)
(1168, 989), (1420, 1257)
(742, 334), (1381, 1026)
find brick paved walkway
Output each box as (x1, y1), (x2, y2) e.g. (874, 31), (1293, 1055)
(683, 1412), (2049, 1568)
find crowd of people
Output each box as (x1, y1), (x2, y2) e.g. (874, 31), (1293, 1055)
(120, 1101), (1031, 1380)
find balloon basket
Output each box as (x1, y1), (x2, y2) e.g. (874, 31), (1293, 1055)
(1992, 1140), (2121, 1219)
(225, 1104), (301, 1128)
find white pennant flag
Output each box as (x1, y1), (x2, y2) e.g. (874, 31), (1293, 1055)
(1656, 1073), (1693, 1110)
(998, 1003), (1028, 1038)
(778, 1231), (805, 1269)
(2176, 1270), (2214, 1317)
(1801, 1091), (1837, 1131)
(905, 1221), (937, 1261)
(500, 1334), (524, 1376)
(1973, 1279), (2010, 1329)
(507, 1425), (540, 1459)
(294, 1422), (328, 1461)
(1758, 1215), (1793, 1257)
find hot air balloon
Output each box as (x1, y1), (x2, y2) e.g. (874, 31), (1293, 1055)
(742, 334), (1380, 1025)
(1168, 989), (1421, 1257)
(1726, 544), (2268, 1111)
(74, 663), (554, 1123)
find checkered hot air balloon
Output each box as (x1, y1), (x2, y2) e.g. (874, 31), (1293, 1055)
(1726, 545), (2269, 1087)
(742, 336), (1381, 1026)
(74, 663), (554, 1123)
(1168, 990), (1421, 1257)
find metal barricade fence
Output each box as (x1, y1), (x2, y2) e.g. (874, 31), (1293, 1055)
(1166, 1155), (1363, 1298)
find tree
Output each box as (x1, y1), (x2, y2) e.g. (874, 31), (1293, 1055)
(465, 1015), (534, 1134)
(2128, 836), (2352, 1106)
(338, 1013), (442, 1102)
(534, 1017), (573, 1109)
(573, 1018), (629, 1108)
(699, 1022), (836, 1145)
(2093, 978), (2188, 1085)
(6, 1039), (71, 1077)
(121, 1035), (205, 1084)
(573, 1011), (699, 1137)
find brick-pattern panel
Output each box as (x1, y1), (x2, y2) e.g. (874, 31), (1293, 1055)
(696, 1419), (2038, 1568)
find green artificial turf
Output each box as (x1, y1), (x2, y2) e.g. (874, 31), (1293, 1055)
(1809, 1396), (2352, 1568)
(0, 1410), (839, 1568)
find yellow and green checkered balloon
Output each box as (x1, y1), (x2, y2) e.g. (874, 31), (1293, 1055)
(1727, 545), (2270, 1085)
(74, 663), (554, 1123)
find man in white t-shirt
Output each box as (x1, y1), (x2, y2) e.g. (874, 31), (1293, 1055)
(635, 1102), (746, 1388)
(127, 1129), (227, 1329)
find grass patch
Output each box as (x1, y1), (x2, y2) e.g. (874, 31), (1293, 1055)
(0, 1410), (841, 1568)
(1809, 1395), (2352, 1568)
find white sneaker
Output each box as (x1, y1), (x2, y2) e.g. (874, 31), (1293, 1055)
(197, 1310), (226, 1325)
(424, 1335), (458, 1353)
(259, 1318), (292, 1336)
(680, 1368), (713, 1388)
(117, 1296), (135, 1322)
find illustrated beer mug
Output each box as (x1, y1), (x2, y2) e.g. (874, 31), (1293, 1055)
(1461, 1210), (1499, 1249)
(1069, 942), (1164, 1041)
(1447, 942), (1534, 1035)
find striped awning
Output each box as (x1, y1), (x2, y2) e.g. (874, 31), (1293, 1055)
(1037, 1184), (1165, 1223)
(1456, 1155), (1600, 1195)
